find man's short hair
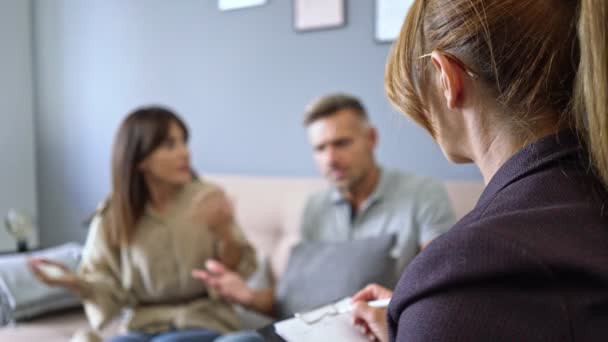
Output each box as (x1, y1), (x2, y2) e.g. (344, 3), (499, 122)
(303, 93), (369, 126)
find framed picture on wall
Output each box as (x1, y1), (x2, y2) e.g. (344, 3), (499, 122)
(375, 0), (413, 43)
(218, 0), (267, 11)
(294, 0), (346, 32)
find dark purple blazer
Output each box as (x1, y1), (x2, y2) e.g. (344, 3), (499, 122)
(388, 131), (608, 341)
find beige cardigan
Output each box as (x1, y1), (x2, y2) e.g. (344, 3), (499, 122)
(78, 180), (256, 335)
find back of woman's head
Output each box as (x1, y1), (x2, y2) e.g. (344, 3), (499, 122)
(386, 0), (608, 186)
(108, 106), (189, 246)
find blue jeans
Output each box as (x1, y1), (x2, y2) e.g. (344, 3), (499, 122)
(214, 331), (265, 342)
(109, 328), (221, 342)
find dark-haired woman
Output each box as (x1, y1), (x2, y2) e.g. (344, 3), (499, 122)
(30, 106), (256, 342)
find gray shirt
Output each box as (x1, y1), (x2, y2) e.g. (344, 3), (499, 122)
(300, 168), (455, 277)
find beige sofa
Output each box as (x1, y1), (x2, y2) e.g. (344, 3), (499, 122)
(0, 175), (484, 341)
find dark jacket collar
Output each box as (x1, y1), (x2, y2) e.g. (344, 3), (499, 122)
(478, 130), (585, 205)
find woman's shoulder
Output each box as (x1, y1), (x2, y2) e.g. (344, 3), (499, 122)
(391, 208), (608, 310)
(85, 196), (112, 226)
(406, 218), (534, 278)
(389, 211), (608, 340)
(81, 197), (117, 254)
(388, 222), (538, 322)
(182, 178), (224, 196)
(178, 178), (230, 207)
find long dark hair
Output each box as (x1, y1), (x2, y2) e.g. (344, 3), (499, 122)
(106, 106), (190, 247)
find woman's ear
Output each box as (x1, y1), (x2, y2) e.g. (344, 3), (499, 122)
(430, 51), (464, 110)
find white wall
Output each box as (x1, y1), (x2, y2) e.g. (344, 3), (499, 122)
(0, 0), (38, 252)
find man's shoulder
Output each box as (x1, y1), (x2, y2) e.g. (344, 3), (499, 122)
(304, 187), (335, 213)
(382, 169), (446, 200)
(388, 168), (442, 186)
(299, 187), (338, 239)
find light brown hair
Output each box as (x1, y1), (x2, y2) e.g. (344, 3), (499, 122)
(107, 106), (190, 247)
(385, 0), (608, 186)
(303, 93), (368, 126)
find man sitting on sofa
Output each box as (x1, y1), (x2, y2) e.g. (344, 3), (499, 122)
(194, 93), (455, 340)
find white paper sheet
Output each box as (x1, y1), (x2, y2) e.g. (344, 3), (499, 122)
(275, 298), (368, 342)
(275, 312), (368, 342)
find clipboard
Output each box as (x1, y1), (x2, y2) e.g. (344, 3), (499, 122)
(274, 297), (389, 342)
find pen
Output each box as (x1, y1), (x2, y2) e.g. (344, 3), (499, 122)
(367, 298), (391, 308)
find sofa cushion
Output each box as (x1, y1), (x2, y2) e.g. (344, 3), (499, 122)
(0, 285), (11, 325)
(0, 243), (82, 324)
(274, 235), (396, 319)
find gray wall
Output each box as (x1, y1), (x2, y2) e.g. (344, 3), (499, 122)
(33, 0), (481, 246)
(0, 0), (38, 251)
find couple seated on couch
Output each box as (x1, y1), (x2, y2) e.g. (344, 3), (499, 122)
(28, 93), (455, 342)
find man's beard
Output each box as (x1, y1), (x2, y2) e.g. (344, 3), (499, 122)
(334, 171), (365, 195)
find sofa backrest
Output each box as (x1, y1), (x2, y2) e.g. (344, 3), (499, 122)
(207, 174), (485, 277)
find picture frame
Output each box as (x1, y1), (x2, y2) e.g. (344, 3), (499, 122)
(374, 0), (413, 43)
(218, 0), (267, 11)
(293, 0), (346, 32)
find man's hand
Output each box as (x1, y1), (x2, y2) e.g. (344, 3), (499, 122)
(351, 284), (393, 342)
(192, 259), (253, 306)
